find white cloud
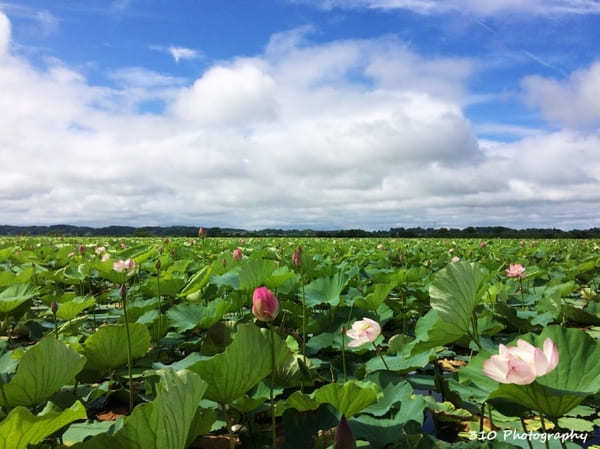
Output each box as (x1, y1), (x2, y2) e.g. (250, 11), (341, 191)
(522, 61), (600, 128)
(150, 45), (201, 63)
(0, 11), (9, 56)
(168, 46), (200, 63)
(298, 0), (600, 15)
(1, 13), (599, 229)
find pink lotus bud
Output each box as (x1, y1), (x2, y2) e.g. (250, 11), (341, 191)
(51, 300), (58, 315)
(252, 287), (279, 322)
(113, 258), (136, 274)
(198, 227), (206, 238)
(483, 338), (559, 385)
(120, 242), (126, 249)
(155, 259), (161, 270)
(157, 245), (163, 254)
(334, 415), (356, 449)
(79, 245), (86, 255)
(120, 283), (127, 299)
(101, 253), (110, 262)
(480, 241), (487, 248)
(346, 318), (381, 348)
(506, 263), (526, 278)
(232, 248), (243, 260)
(163, 238), (169, 244)
(292, 245), (302, 267)
(519, 240), (525, 247)
(451, 256), (460, 263)
(240, 239), (246, 245)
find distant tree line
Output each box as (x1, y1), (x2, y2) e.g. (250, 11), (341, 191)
(0, 224), (599, 239)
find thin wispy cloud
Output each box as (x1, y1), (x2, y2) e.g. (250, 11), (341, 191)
(297, 0), (600, 15)
(150, 45), (202, 63)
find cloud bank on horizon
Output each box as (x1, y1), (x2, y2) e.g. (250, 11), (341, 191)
(0, 1), (599, 230)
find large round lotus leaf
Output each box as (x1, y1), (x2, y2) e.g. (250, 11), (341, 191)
(83, 323), (151, 371)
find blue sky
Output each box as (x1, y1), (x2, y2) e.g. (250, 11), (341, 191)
(1, 0), (600, 229)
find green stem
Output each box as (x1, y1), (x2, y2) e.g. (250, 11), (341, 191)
(487, 403), (494, 429)
(520, 416), (534, 449)
(221, 403), (235, 449)
(479, 402), (485, 432)
(301, 272), (306, 367)
(341, 327), (347, 382)
(372, 342), (390, 370)
(538, 414), (550, 449)
(471, 312), (482, 350)
(121, 285), (134, 413)
(270, 325), (277, 449)
(53, 313), (59, 338)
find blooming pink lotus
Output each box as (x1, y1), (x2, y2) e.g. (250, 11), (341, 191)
(483, 338), (559, 385)
(252, 287), (279, 322)
(95, 246), (106, 255)
(451, 256), (460, 263)
(346, 318), (381, 348)
(232, 248), (243, 260)
(113, 258), (136, 274)
(506, 263), (526, 278)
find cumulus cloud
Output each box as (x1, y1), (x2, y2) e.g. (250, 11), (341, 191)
(297, 0), (600, 15)
(522, 61), (600, 128)
(0, 12), (599, 229)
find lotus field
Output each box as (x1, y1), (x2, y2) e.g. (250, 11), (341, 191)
(1, 236), (600, 449)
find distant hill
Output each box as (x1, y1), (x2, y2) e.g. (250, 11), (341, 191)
(0, 224), (599, 239)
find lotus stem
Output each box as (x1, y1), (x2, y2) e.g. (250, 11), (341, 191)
(341, 326), (347, 382)
(372, 342), (390, 371)
(520, 416), (534, 449)
(538, 414), (550, 449)
(221, 403), (235, 449)
(270, 324), (277, 449)
(121, 283), (134, 413)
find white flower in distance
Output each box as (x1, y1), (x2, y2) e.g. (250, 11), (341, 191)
(95, 246), (106, 255)
(101, 253), (110, 262)
(346, 318), (381, 347)
(113, 258), (136, 274)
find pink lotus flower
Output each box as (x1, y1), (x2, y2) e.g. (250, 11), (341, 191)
(483, 338), (559, 385)
(67, 251), (74, 258)
(232, 248), (243, 260)
(451, 256), (460, 263)
(346, 318), (381, 348)
(113, 258), (136, 274)
(480, 241), (487, 248)
(120, 242), (126, 249)
(95, 246), (106, 255)
(506, 263), (526, 278)
(252, 287), (279, 322)
(198, 227), (206, 238)
(101, 253), (110, 262)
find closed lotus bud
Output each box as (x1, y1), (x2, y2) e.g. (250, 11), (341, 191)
(480, 241), (487, 248)
(155, 259), (161, 270)
(252, 286), (279, 322)
(334, 416), (356, 449)
(163, 238), (169, 244)
(51, 300), (58, 315)
(232, 248), (243, 260)
(120, 242), (126, 249)
(79, 245), (86, 255)
(158, 245), (163, 254)
(120, 283), (127, 299)
(292, 245), (302, 267)
(198, 227), (206, 238)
